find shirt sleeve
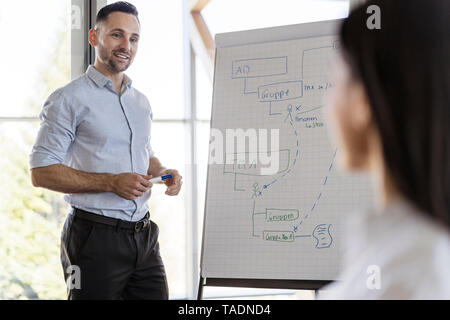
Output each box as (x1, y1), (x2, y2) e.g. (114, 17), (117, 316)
(29, 90), (77, 169)
(146, 98), (155, 159)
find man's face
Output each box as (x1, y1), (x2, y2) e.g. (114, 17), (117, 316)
(93, 12), (140, 73)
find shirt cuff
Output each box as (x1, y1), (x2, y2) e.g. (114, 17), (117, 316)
(29, 152), (63, 170)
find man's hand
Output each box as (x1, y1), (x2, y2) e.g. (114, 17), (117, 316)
(110, 173), (153, 200)
(161, 169), (183, 196)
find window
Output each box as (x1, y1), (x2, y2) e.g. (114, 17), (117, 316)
(0, 0), (193, 300)
(0, 0), (71, 299)
(202, 0), (350, 36)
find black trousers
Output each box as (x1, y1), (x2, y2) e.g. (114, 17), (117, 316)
(60, 209), (169, 300)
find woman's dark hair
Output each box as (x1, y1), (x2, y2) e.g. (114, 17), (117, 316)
(96, 1), (139, 25)
(339, 0), (449, 227)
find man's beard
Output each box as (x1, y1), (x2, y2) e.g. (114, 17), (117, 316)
(98, 46), (131, 73)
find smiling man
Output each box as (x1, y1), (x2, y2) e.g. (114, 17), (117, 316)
(29, 2), (182, 300)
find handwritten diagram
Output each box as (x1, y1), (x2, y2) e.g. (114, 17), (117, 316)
(202, 24), (374, 281)
(221, 41), (340, 249)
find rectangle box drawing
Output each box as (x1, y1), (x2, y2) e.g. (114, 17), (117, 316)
(223, 149), (290, 176)
(263, 231), (295, 243)
(266, 209), (300, 222)
(258, 81), (303, 102)
(232, 56), (288, 79)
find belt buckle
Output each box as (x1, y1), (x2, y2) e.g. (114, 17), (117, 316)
(135, 221), (144, 232)
(134, 219), (149, 232)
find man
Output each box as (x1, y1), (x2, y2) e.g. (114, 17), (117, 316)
(29, 1), (182, 300)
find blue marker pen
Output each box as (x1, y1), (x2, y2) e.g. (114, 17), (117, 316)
(149, 174), (173, 183)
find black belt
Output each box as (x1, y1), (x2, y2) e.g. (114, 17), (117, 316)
(72, 207), (150, 232)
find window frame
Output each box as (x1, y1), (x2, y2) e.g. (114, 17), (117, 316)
(0, 0), (199, 300)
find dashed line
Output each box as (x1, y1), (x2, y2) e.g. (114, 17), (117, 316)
(260, 108), (300, 195)
(293, 149), (338, 233)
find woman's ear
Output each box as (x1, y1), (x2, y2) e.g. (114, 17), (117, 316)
(325, 54), (375, 171)
(343, 81), (374, 170)
(350, 82), (372, 131)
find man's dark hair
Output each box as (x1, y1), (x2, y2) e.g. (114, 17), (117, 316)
(96, 1), (139, 25)
(340, 0), (450, 227)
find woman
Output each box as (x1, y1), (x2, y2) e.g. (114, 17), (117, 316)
(322, 0), (449, 299)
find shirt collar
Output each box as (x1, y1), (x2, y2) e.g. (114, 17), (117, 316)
(86, 65), (133, 89)
(123, 73), (133, 89)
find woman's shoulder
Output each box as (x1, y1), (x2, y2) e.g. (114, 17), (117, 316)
(323, 199), (450, 299)
(369, 200), (450, 296)
(380, 207), (450, 299)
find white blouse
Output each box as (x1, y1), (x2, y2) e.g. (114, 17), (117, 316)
(320, 199), (450, 299)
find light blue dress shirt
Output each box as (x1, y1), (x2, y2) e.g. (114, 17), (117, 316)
(30, 66), (155, 222)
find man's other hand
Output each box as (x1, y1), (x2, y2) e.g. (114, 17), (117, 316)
(161, 169), (182, 196)
(110, 173), (153, 200)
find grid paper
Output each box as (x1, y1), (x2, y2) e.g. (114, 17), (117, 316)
(201, 25), (373, 281)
